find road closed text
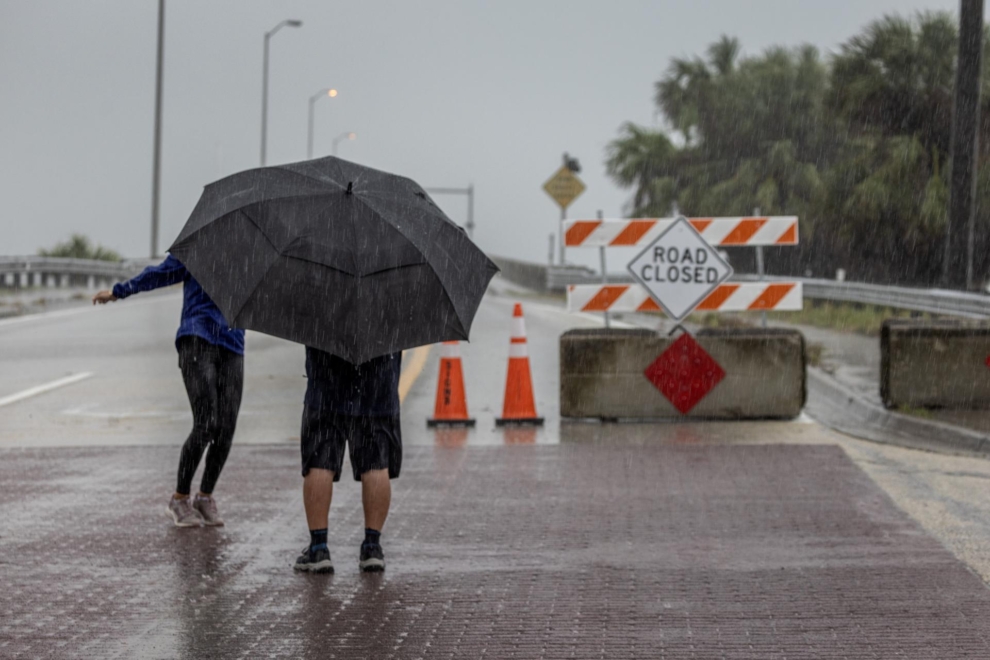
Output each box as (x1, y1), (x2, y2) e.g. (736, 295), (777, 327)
(639, 246), (721, 284)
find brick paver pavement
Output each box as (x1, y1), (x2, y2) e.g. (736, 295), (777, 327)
(2, 442), (990, 658)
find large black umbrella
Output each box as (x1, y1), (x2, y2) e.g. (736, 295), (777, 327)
(168, 156), (498, 364)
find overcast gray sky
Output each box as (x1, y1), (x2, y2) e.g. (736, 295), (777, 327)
(1, 0), (959, 264)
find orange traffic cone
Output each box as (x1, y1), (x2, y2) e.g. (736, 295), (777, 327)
(427, 341), (476, 427)
(495, 303), (544, 426)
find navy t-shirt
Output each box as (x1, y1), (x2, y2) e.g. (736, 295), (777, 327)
(304, 347), (402, 417)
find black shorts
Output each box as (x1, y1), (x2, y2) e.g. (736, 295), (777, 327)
(300, 407), (402, 482)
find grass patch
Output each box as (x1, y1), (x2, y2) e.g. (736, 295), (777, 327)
(691, 312), (759, 329)
(622, 301), (929, 338)
(896, 404), (935, 419)
(806, 342), (824, 367)
(768, 301), (923, 336)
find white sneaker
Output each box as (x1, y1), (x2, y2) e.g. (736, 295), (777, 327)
(166, 496), (204, 527)
(193, 494), (224, 527)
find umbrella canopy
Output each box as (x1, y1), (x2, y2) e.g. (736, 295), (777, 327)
(168, 156), (498, 364)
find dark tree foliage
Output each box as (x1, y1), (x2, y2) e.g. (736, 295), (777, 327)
(607, 13), (990, 286)
(38, 234), (122, 262)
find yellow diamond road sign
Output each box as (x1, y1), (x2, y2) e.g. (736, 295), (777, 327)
(543, 166), (586, 210)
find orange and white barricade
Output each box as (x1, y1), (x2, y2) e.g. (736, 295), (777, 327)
(564, 216), (798, 248)
(567, 282), (803, 314)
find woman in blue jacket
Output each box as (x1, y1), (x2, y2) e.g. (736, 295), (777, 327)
(93, 254), (244, 528)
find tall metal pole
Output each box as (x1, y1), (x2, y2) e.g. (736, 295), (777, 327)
(307, 94), (316, 160)
(150, 0), (164, 258)
(558, 151), (580, 266)
(332, 131), (355, 156)
(945, 0), (983, 290)
(261, 31), (270, 166)
(260, 20), (302, 166)
(466, 184), (475, 240)
(308, 92), (340, 158)
(754, 207), (767, 328)
(598, 210), (609, 329)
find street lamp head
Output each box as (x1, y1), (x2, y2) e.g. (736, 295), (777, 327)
(286, 20), (303, 27)
(328, 89), (338, 98)
(348, 132), (357, 140)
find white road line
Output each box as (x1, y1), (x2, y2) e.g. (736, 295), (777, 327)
(59, 405), (269, 420)
(0, 305), (96, 328)
(0, 372), (94, 407)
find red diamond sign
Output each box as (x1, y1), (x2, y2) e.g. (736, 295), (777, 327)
(644, 333), (726, 414)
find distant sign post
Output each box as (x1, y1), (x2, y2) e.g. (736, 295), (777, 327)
(627, 216), (733, 321)
(543, 165), (585, 265)
(543, 166), (585, 210)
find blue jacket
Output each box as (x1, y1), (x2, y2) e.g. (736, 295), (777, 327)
(112, 254), (245, 356)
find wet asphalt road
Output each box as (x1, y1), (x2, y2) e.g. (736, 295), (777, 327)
(4, 284), (990, 657)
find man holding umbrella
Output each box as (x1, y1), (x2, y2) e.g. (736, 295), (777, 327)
(292, 349), (401, 573)
(167, 155), (497, 573)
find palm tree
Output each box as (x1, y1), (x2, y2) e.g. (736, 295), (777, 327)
(606, 15), (990, 284)
(605, 123), (680, 216)
(829, 13), (956, 160)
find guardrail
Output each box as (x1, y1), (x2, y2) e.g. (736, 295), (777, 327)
(0, 256), (156, 289)
(792, 278), (990, 319)
(498, 255), (990, 320)
(7, 254), (990, 320)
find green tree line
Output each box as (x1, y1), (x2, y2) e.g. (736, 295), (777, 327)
(38, 234), (122, 262)
(606, 13), (990, 286)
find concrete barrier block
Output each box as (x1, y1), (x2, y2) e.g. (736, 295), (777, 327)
(560, 327), (806, 420)
(881, 320), (990, 409)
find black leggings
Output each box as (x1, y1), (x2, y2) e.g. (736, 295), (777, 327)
(176, 336), (244, 495)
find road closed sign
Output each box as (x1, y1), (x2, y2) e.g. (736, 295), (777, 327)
(627, 216), (733, 320)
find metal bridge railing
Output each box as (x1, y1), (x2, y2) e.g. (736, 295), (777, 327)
(522, 257), (990, 320)
(0, 256), (156, 289)
(6, 253), (990, 320)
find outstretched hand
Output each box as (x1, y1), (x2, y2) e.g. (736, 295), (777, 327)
(92, 290), (117, 305)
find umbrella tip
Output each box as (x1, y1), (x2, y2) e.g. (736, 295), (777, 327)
(346, 181), (353, 195)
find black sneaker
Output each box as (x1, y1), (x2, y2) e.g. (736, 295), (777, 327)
(294, 545), (334, 574)
(359, 541), (385, 572)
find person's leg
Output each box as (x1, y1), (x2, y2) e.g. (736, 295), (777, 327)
(294, 406), (344, 573)
(169, 338), (220, 526)
(303, 468), (335, 530)
(198, 350), (244, 496)
(190, 349), (243, 526)
(361, 469), (390, 531)
(356, 468), (389, 573)
(351, 415), (400, 572)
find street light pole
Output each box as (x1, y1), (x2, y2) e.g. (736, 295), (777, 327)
(467, 183), (475, 239)
(260, 19), (302, 166)
(559, 152), (581, 265)
(307, 89), (337, 159)
(150, 0), (164, 258)
(945, 0), (983, 290)
(331, 131), (357, 157)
